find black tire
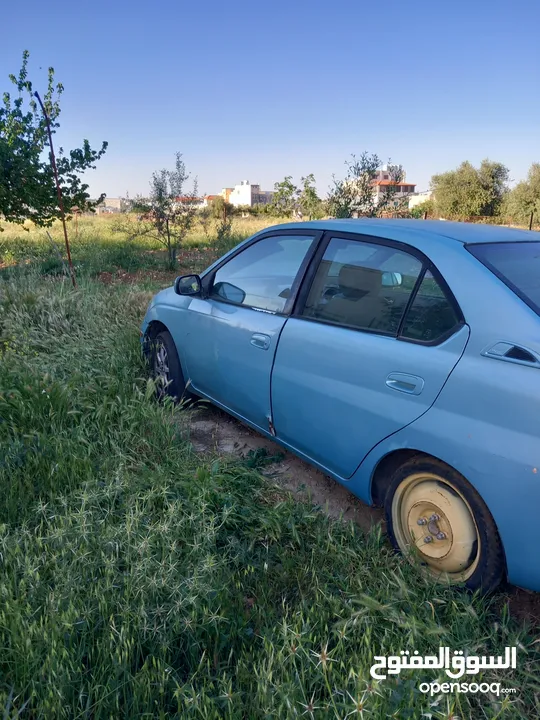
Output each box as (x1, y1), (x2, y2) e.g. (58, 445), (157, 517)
(150, 330), (191, 403)
(384, 457), (505, 594)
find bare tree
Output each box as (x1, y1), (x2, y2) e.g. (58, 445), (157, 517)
(118, 153), (199, 268)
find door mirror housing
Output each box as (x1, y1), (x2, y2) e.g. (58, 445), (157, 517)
(382, 271), (403, 288)
(174, 274), (202, 296)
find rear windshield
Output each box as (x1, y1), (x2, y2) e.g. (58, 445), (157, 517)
(467, 241), (540, 315)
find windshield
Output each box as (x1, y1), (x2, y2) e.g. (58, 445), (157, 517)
(467, 241), (540, 315)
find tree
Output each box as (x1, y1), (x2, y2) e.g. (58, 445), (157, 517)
(327, 152), (405, 218)
(409, 198), (435, 219)
(298, 174), (323, 219)
(503, 163), (540, 224)
(123, 153), (199, 268)
(270, 176), (298, 217)
(210, 195), (234, 219)
(0, 51), (107, 227)
(431, 160), (509, 218)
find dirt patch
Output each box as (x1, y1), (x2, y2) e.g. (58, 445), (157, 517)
(188, 405), (381, 530)
(186, 404), (540, 624)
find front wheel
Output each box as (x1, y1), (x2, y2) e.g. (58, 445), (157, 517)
(149, 330), (191, 403)
(384, 458), (505, 593)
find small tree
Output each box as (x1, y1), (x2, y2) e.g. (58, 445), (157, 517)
(126, 153), (198, 268)
(0, 51), (107, 227)
(503, 163), (540, 224)
(327, 153), (405, 218)
(270, 176), (299, 217)
(298, 174), (323, 219)
(198, 206), (212, 239)
(210, 195), (233, 220)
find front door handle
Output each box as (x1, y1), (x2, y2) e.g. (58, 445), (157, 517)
(251, 333), (271, 350)
(386, 372), (424, 395)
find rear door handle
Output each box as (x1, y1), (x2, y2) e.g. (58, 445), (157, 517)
(386, 372), (424, 395)
(251, 333), (271, 350)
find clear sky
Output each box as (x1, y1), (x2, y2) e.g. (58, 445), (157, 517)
(2, 0), (539, 199)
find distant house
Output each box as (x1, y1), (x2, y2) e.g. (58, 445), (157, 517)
(408, 190), (433, 209)
(371, 180), (417, 205)
(227, 181), (273, 207)
(175, 196), (205, 209)
(95, 197), (125, 214)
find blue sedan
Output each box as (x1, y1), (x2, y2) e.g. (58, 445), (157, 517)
(141, 219), (540, 594)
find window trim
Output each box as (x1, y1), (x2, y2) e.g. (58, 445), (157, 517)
(465, 240), (540, 318)
(293, 230), (465, 346)
(202, 229), (323, 315)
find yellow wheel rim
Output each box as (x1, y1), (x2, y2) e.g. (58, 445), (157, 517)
(391, 472), (480, 582)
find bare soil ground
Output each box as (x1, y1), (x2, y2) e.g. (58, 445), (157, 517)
(185, 403), (540, 625)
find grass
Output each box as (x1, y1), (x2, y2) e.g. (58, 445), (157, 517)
(0, 218), (539, 718)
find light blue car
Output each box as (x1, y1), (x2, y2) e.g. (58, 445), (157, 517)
(141, 219), (540, 594)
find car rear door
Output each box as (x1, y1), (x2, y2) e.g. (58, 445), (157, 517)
(270, 232), (470, 479)
(179, 230), (321, 432)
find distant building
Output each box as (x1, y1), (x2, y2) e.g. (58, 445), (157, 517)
(371, 180), (417, 205)
(371, 164), (416, 204)
(220, 188), (234, 203)
(228, 180), (273, 207)
(408, 190), (433, 209)
(95, 197), (125, 214)
(175, 196), (205, 209)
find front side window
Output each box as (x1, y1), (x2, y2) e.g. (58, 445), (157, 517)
(467, 241), (540, 315)
(210, 234), (315, 313)
(302, 237), (423, 334)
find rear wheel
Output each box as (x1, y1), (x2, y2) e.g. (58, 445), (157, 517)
(384, 458), (505, 593)
(150, 330), (191, 403)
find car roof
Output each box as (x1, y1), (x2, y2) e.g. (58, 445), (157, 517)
(268, 218), (539, 245)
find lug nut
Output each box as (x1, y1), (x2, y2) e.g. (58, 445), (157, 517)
(424, 536), (433, 543)
(429, 514), (440, 522)
(436, 532), (446, 540)
(417, 518), (427, 526)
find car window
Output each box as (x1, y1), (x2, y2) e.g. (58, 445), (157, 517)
(399, 271), (460, 342)
(302, 237), (423, 334)
(210, 234), (316, 313)
(467, 241), (540, 315)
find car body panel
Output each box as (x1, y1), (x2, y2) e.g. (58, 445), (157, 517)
(178, 297), (287, 431)
(271, 319), (470, 478)
(141, 220), (540, 592)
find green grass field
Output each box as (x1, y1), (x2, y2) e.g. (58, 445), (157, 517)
(0, 216), (539, 718)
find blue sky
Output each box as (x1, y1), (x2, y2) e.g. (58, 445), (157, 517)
(2, 0), (539, 199)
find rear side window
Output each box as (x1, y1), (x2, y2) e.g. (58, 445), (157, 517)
(301, 237), (423, 334)
(467, 242), (540, 315)
(400, 270), (461, 343)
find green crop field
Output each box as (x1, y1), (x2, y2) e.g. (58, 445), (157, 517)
(0, 216), (538, 718)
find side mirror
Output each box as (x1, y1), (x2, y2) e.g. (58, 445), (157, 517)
(212, 281), (246, 304)
(174, 274), (202, 296)
(382, 271), (403, 288)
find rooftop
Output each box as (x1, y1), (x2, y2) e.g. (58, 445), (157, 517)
(372, 180), (417, 187)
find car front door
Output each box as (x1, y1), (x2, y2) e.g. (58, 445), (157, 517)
(271, 232), (470, 479)
(180, 231), (320, 432)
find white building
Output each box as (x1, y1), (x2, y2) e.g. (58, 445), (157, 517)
(408, 190), (433, 209)
(228, 181), (273, 207)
